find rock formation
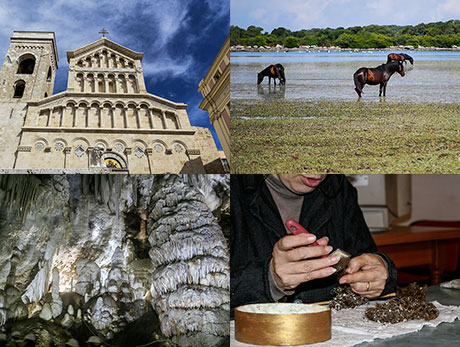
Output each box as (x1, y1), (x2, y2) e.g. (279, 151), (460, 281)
(0, 174), (229, 346)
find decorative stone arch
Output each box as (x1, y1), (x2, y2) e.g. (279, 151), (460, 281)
(13, 79), (26, 98)
(33, 137), (49, 152)
(17, 53), (36, 74)
(90, 100), (101, 107)
(118, 74), (127, 93)
(165, 112), (180, 129)
(94, 139), (109, 150)
(138, 103), (151, 128)
(132, 139), (148, 148)
(102, 151), (127, 170)
(112, 140), (127, 154)
(76, 73), (84, 92)
(170, 140), (187, 154)
(87, 73), (95, 93)
(107, 74), (116, 93)
(52, 138), (68, 152)
(71, 136), (90, 147)
(78, 100), (89, 108)
(97, 73), (105, 93)
(125, 103), (138, 128)
(152, 139), (168, 154)
(89, 102), (101, 128)
(128, 74), (138, 93)
(85, 56), (92, 68)
(102, 100), (114, 108)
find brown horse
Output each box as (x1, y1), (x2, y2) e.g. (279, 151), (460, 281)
(353, 61), (405, 97)
(387, 53), (414, 65)
(257, 64), (286, 85)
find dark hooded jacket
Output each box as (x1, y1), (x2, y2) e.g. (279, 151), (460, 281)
(230, 175), (397, 318)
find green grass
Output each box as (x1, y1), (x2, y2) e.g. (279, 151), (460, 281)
(231, 100), (460, 173)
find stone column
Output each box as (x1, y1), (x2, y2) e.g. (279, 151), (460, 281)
(136, 106), (141, 129)
(174, 113), (181, 129)
(60, 106), (66, 127)
(123, 107), (128, 128)
(148, 109), (154, 129)
(161, 111), (167, 129)
(104, 74), (109, 94)
(45, 109), (51, 127)
(110, 107), (115, 128)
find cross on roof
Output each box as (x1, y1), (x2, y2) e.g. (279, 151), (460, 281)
(99, 28), (109, 38)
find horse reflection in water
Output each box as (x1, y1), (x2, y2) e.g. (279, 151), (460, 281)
(353, 61), (405, 98)
(257, 84), (286, 100)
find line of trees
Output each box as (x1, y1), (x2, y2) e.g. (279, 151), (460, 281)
(230, 20), (460, 48)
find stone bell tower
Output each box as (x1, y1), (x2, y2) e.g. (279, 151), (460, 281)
(0, 31), (58, 101)
(0, 31), (58, 169)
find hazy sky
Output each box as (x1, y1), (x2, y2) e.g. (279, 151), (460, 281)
(231, 0), (460, 32)
(0, 0), (229, 149)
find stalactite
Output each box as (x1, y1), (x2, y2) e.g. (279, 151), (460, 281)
(147, 175), (230, 347)
(0, 175), (42, 222)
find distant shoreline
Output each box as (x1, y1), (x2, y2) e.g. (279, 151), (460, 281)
(231, 44), (460, 53)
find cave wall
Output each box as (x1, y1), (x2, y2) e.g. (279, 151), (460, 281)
(0, 174), (229, 346)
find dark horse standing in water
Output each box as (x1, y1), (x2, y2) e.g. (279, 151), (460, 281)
(257, 64), (286, 85)
(353, 61), (405, 97)
(387, 53), (414, 65)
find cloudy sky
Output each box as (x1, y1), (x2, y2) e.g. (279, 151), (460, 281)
(0, 0), (229, 149)
(231, 0), (460, 32)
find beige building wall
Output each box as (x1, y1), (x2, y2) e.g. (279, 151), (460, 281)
(199, 35), (230, 166)
(0, 31), (58, 169)
(0, 32), (222, 173)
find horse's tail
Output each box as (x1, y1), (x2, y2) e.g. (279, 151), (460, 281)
(354, 69), (365, 96)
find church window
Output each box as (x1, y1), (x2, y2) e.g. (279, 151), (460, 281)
(17, 55), (36, 74)
(104, 158), (122, 169)
(13, 80), (26, 98)
(44, 93), (48, 98)
(47, 67), (52, 81)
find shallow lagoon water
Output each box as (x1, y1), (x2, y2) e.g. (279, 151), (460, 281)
(231, 51), (460, 103)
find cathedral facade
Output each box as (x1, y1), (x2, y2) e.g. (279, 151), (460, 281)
(0, 31), (223, 173)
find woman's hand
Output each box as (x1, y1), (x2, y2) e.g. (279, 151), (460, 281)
(339, 253), (388, 298)
(272, 234), (339, 290)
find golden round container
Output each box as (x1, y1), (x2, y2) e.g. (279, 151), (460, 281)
(235, 303), (331, 345)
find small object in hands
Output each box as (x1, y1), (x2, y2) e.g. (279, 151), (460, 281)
(235, 303), (331, 345)
(329, 285), (369, 310)
(365, 283), (439, 323)
(330, 248), (351, 273)
(285, 219), (350, 265)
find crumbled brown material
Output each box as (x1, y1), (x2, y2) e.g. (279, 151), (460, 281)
(329, 285), (369, 310)
(365, 283), (439, 323)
